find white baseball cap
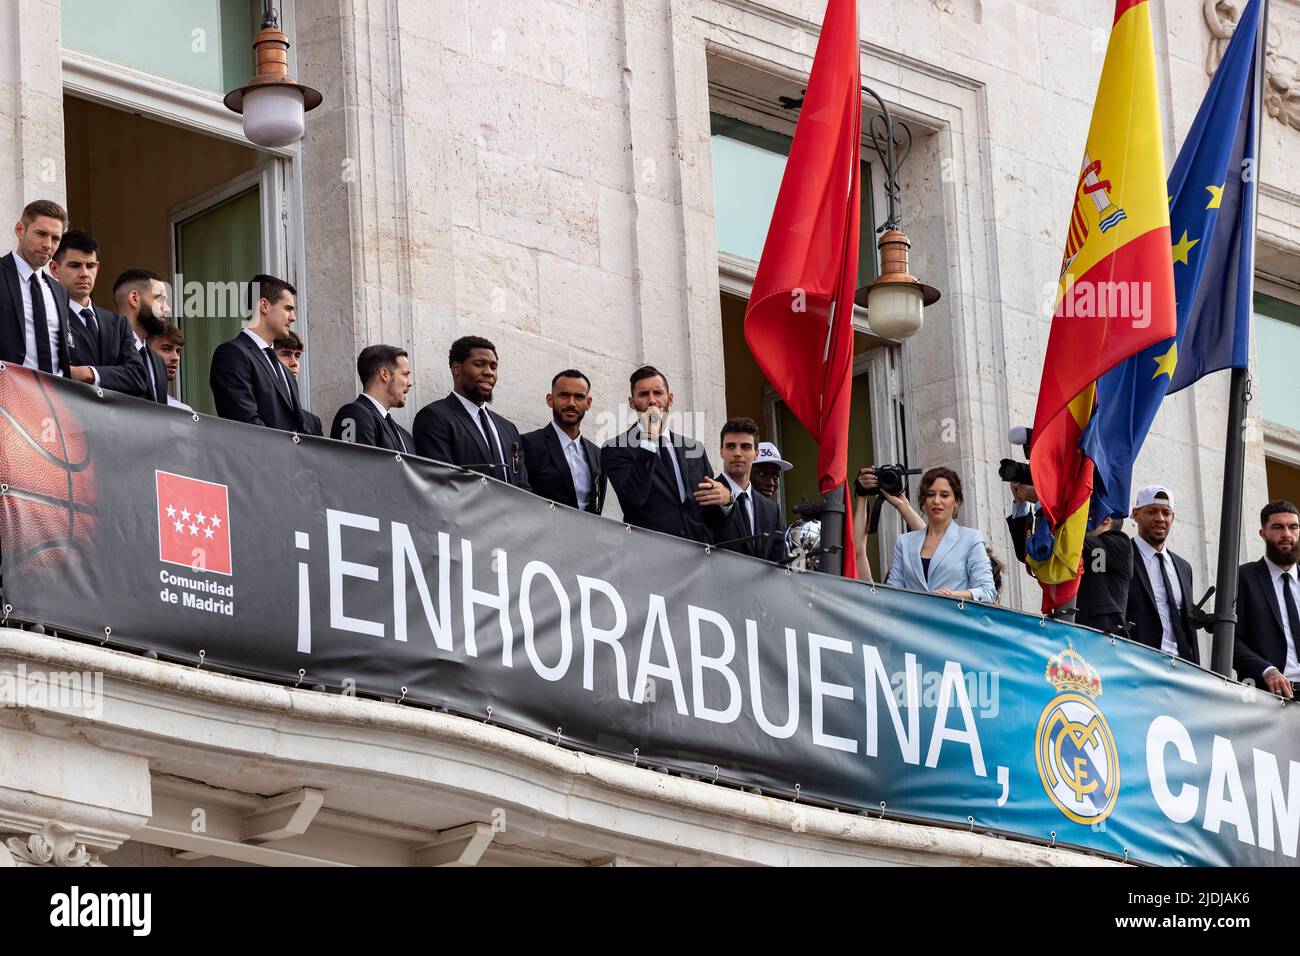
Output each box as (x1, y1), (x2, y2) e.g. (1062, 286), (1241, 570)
(1134, 484), (1176, 511)
(756, 442), (793, 472)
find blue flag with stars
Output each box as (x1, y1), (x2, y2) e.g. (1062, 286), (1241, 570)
(1083, 0), (1259, 518)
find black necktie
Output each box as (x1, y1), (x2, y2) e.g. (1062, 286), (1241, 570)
(737, 490), (752, 536)
(30, 274), (54, 373)
(386, 413), (407, 453)
(478, 407), (504, 467)
(1156, 553), (1186, 650)
(263, 347), (295, 407)
(79, 306), (98, 338)
(658, 439), (684, 501)
(1281, 572), (1300, 663)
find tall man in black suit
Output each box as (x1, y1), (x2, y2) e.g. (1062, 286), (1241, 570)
(331, 345), (414, 452)
(600, 365), (733, 543)
(412, 335), (530, 488)
(0, 199), (72, 376)
(521, 369), (605, 513)
(1126, 485), (1203, 663)
(48, 230), (146, 396)
(209, 274), (314, 432)
(713, 417), (783, 560)
(1234, 500), (1300, 699)
(112, 269), (172, 404)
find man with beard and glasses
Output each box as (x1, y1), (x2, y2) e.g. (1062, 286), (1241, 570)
(1234, 501), (1300, 699)
(1125, 485), (1204, 663)
(520, 369), (605, 514)
(49, 230), (146, 396)
(210, 274), (315, 433)
(112, 268), (172, 404)
(412, 335), (530, 489)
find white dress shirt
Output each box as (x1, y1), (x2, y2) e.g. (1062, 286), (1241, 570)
(551, 421), (592, 510)
(452, 390), (505, 462)
(1264, 558), (1300, 681)
(362, 392), (407, 452)
(12, 252), (62, 375)
(1134, 536), (1185, 656)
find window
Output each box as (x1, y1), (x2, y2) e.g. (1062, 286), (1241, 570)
(1256, 293), (1300, 432)
(62, 0), (259, 95)
(710, 113), (878, 288)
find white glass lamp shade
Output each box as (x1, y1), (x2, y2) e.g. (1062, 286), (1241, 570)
(866, 283), (925, 340)
(242, 85), (306, 147)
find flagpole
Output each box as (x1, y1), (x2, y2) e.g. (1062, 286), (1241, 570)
(1210, 0), (1267, 676)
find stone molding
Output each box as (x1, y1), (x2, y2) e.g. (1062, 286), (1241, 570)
(2, 821), (98, 867)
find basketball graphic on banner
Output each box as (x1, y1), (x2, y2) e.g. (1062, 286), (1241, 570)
(0, 366), (97, 571)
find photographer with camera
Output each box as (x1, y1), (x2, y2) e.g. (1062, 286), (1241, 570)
(851, 465), (923, 582)
(883, 467), (997, 603)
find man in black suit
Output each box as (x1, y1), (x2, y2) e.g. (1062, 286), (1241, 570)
(1126, 485), (1202, 663)
(272, 330), (323, 436)
(713, 417), (783, 560)
(1234, 500), (1300, 698)
(520, 369), (605, 513)
(209, 274), (314, 432)
(0, 199), (72, 376)
(600, 365), (733, 543)
(48, 230), (146, 396)
(1076, 513), (1133, 635)
(148, 320), (193, 411)
(112, 269), (172, 404)
(412, 335), (530, 488)
(331, 344), (414, 452)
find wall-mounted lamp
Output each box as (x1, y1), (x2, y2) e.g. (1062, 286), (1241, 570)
(223, 2), (322, 148)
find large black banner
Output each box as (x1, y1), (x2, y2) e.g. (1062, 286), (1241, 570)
(4, 366), (1300, 866)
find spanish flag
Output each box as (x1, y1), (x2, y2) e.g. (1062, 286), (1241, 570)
(1027, 0), (1176, 609)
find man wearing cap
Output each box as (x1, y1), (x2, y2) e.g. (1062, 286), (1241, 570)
(1126, 485), (1201, 662)
(752, 441), (792, 503)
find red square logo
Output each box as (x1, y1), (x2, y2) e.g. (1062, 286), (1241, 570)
(156, 471), (232, 576)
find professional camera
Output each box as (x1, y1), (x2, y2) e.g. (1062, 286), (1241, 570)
(998, 425), (1033, 486)
(854, 464), (922, 536)
(853, 463), (920, 497)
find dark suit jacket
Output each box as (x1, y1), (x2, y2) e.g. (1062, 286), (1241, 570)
(1233, 558), (1297, 685)
(138, 339), (169, 403)
(412, 393), (530, 489)
(600, 426), (726, 544)
(1076, 529), (1133, 633)
(210, 331), (311, 432)
(521, 423), (605, 514)
(1127, 541), (1200, 663)
(66, 304), (147, 397)
(713, 474), (784, 561)
(331, 396), (414, 453)
(0, 253), (71, 375)
(301, 409), (324, 437)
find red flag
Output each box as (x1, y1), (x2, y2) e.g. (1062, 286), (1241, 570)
(744, 0), (860, 577)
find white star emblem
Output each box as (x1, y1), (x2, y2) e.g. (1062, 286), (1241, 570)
(204, 527), (215, 540)
(188, 523), (199, 536)
(210, 515), (222, 529)
(197, 512), (206, 525)
(180, 508), (191, 522)
(173, 520), (184, 533)
(165, 505), (176, 518)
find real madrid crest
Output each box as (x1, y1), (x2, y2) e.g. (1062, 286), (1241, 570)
(1035, 647), (1120, 824)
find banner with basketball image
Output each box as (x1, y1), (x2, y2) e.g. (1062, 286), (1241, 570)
(2, 364), (1299, 867)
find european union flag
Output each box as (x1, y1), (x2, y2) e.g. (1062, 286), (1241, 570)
(1083, 0), (1260, 517)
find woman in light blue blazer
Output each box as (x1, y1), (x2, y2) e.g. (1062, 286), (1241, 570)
(885, 467), (997, 603)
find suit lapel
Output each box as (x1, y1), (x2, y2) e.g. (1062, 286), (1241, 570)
(582, 437), (601, 511)
(1258, 558), (1286, 638)
(69, 306), (96, 364)
(1, 254), (24, 358)
(542, 425), (578, 503)
(449, 395), (491, 460)
(243, 333), (293, 410)
(42, 273), (71, 375)
(1132, 543), (1157, 610)
(929, 523), (961, 580)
